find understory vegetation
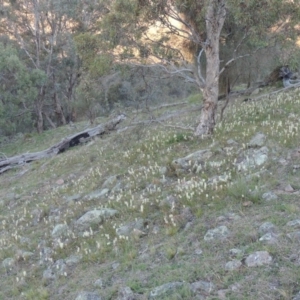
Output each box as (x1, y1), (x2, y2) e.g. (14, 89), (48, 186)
(1, 86), (300, 299)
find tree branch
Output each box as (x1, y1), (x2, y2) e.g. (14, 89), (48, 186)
(197, 48), (206, 85)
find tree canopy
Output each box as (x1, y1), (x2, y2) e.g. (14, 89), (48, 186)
(0, 0), (299, 137)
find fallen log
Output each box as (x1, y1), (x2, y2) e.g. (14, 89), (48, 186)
(0, 114), (126, 174)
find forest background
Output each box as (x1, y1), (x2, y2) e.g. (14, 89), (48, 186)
(0, 0), (300, 138)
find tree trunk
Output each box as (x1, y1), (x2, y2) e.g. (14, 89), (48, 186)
(36, 87), (45, 133)
(0, 114), (126, 174)
(36, 104), (44, 133)
(195, 0), (226, 136)
(54, 92), (67, 126)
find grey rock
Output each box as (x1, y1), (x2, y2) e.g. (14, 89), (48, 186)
(250, 88), (261, 96)
(236, 147), (268, 171)
(102, 175), (119, 188)
(194, 248), (203, 255)
(171, 149), (212, 172)
(217, 213), (241, 222)
(31, 208), (45, 225)
(94, 278), (104, 288)
(190, 280), (215, 294)
(84, 189), (110, 201)
(159, 166), (168, 175)
(248, 133), (266, 148)
(225, 260), (242, 271)
(245, 251), (272, 267)
(75, 209), (118, 230)
(39, 246), (53, 265)
(16, 250), (34, 261)
(43, 268), (56, 281)
(5, 192), (16, 200)
(286, 219), (300, 228)
(287, 231), (300, 242)
(159, 195), (178, 209)
(149, 282), (185, 299)
(259, 233), (278, 244)
(117, 286), (134, 300)
(19, 237), (31, 245)
(284, 184), (294, 192)
(227, 139), (238, 145)
(52, 259), (67, 277)
(293, 291), (300, 300)
(229, 248), (243, 257)
(112, 181), (124, 192)
(204, 225), (230, 241)
(258, 222), (277, 235)
(112, 262), (120, 270)
(52, 224), (69, 238)
(262, 192), (278, 201)
(75, 291), (101, 300)
(65, 194), (81, 204)
(65, 255), (82, 266)
(2, 258), (15, 269)
(116, 218), (147, 237)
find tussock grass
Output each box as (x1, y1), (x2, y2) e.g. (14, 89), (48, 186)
(1, 87), (300, 299)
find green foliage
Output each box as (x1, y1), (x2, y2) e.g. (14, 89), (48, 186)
(75, 36), (113, 78)
(166, 133), (188, 144)
(187, 93), (202, 104)
(23, 287), (49, 300)
(74, 76), (104, 123)
(0, 42), (47, 135)
(227, 176), (262, 204)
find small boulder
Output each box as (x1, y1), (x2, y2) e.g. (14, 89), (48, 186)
(190, 280), (215, 294)
(204, 225), (230, 241)
(75, 209), (118, 231)
(262, 192), (278, 201)
(236, 147), (268, 171)
(245, 251), (272, 267)
(171, 149), (212, 173)
(149, 282), (185, 299)
(65, 255), (82, 266)
(248, 133), (266, 148)
(259, 233), (278, 244)
(75, 291), (101, 300)
(287, 231), (300, 242)
(2, 258), (15, 269)
(116, 218), (148, 237)
(286, 219), (300, 228)
(225, 260), (242, 271)
(52, 224), (69, 238)
(117, 286), (135, 300)
(258, 222), (277, 235)
(84, 189), (110, 201)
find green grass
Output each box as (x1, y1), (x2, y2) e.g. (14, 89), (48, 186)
(1, 87), (300, 299)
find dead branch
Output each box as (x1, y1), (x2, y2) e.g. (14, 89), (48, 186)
(149, 101), (188, 111)
(0, 114), (126, 174)
(249, 84), (300, 102)
(132, 105), (202, 126)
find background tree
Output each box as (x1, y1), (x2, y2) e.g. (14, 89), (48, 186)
(0, 0), (83, 132)
(99, 0), (300, 136)
(0, 40), (46, 136)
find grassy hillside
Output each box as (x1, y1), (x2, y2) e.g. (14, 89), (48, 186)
(1, 88), (300, 300)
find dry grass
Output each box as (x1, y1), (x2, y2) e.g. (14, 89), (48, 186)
(1, 87), (300, 299)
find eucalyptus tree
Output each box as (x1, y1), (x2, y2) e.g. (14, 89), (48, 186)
(0, 0), (96, 132)
(100, 0), (300, 136)
(0, 41), (46, 136)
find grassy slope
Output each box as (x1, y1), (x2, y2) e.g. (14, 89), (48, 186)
(1, 88), (300, 299)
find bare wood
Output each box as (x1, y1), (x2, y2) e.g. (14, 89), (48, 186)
(148, 101), (188, 111)
(131, 105), (202, 127)
(246, 84), (300, 102)
(0, 114), (126, 174)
